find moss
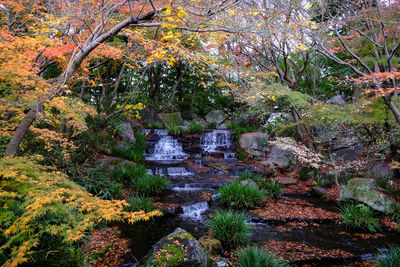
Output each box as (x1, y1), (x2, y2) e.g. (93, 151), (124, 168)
(171, 232), (194, 240)
(151, 242), (186, 266)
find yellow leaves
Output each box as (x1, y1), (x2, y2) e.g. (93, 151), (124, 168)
(257, 23), (262, 28)
(291, 24), (299, 30)
(228, 10), (235, 16)
(297, 43), (307, 51)
(305, 3), (314, 9)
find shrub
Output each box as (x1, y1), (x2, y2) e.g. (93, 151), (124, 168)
(340, 203), (381, 233)
(131, 174), (169, 195)
(0, 156), (161, 266)
(373, 245), (400, 267)
(207, 122), (218, 129)
(188, 122), (205, 133)
(114, 164), (147, 182)
(236, 246), (290, 267)
(125, 195), (156, 212)
(111, 132), (146, 163)
(207, 210), (253, 248)
(219, 182), (265, 210)
(77, 167), (123, 200)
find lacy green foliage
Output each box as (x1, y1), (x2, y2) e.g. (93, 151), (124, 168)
(187, 122), (205, 133)
(114, 164), (169, 195)
(226, 121), (261, 138)
(340, 203), (381, 233)
(236, 246), (291, 267)
(0, 157), (161, 267)
(207, 210), (253, 248)
(112, 132), (146, 163)
(207, 122), (217, 129)
(124, 195), (155, 213)
(76, 167), (123, 200)
(219, 181), (265, 210)
(373, 245), (400, 267)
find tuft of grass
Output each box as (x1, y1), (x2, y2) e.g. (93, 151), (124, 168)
(167, 125), (188, 136)
(373, 245), (400, 267)
(112, 132), (146, 163)
(340, 203), (381, 233)
(207, 122), (218, 129)
(124, 195), (156, 212)
(237, 172), (281, 199)
(226, 121), (261, 138)
(219, 182), (265, 210)
(236, 246), (291, 267)
(113, 164), (147, 182)
(207, 210), (253, 248)
(187, 122), (205, 133)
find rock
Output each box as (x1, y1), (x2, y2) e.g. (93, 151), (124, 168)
(216, 123), (227, 130)
(205, 110), (226, 125)
(193, 117), (207, 127)
(241, 179), (259, 189)
(198, 236), (222, 255)
(139, 108), (165, 128)
(211, 258), (230, 267)
(116, 122), (135, 148)
(183, 120), (191, 127)
(263, 112), (290, 128)
(94, 156), (134, 172)
(326, 95), (347, 105)
(146, 228), (208, 267)
(159, 112), (184, 127)
(365, 162), (394, 180)
(268, 145), (294, 168)
(332, 136), (363, 162)
(339, 178), (394, 213)
(318, 169), (352, 186)
(239, 132), (268, 160)
(310, 187), (327, 197)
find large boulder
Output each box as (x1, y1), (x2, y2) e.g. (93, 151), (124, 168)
(139, 108), (165, 128)
(94, 156), (134, 172)
(339, 178), (394, 213)
(116, 122), (135, 149)
(332, 136), (363, 162)
(268, 145), (294, 168)
(326, 95), (347, 105)
(159, 112), (184, 127)
(205, 110), (226, 125)
(239, 132), (268, 160)
(146, 228), (208, 267)
(364, 162), (394, 180)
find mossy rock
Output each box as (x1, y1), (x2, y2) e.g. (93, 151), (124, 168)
(159, 112), (184, 128)
(146, 228), (207, 267)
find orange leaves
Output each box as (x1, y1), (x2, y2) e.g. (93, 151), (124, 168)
(353, 71), (400, 97)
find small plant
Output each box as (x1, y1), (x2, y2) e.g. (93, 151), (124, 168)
(131, 174), (169, 195)
(125, 195), (156, 212)
(340, 203), (381, 233)
(187, 122), (205, 133)
(207, 210), (253, 248)
(114, 164), (147, 182)
(207, 122), (218, 129)
(226, 121), (260, 138)
(237, 171), (264, 184)
(373, 245), (400, 267)
(236, 246), (290, 267)
(149, 121), (165, 129)
(111, 132), (146, 163)
(260, 180), (282, 199)
(167, 125), (188, 136)
(219, 182), (265, 209)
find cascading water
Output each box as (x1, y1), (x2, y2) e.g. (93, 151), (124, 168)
(200, 130), (236, 159)
(145, 130), (188, 162)
(180, 202), (209, 220)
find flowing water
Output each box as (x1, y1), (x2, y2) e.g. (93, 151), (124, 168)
(118, 129), (400, 265)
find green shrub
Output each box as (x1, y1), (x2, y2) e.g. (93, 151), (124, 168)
(219, 182), (265, 210)
(114, 164), (147, 182)
(340, 203), (381, 233)
(260, 180), (282, 199)
(125, 195), (156, 212)
(373, 245), (400, 267)
(111, 132), (146, 163)
(167, 125), (188, 136)
(207, 210), (253, 248)
(77, 167), (123, 200)
(236, 246), (290, 267)
(188, 122), (205, 133)
(131, 174), (169, 195)
(207, 122), (218, 129)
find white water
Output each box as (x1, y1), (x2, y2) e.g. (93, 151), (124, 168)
(180, 202), (209, 220)
(167, 167), (193, 177)
(200, 130), (232, 152)
(145, 135), (188, 161)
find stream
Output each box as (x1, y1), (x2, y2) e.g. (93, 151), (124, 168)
(117, 129), (400, 266)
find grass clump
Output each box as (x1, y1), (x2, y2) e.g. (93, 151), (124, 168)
(219, 182), (265, 210)
(236, 171), (282, 199)
(207, 122), (218, 129)
(124, 195), (156, 212)
(167, 125), (188, 136)
(187, 122), (205, 133)
(340, 203), (381, 233)
(207, 210), (253, 248)
(114, 164), (169, 195)
(112, 132), (146, 163)
(373, 245), (400, 267)
(236, 246), (291, 267)
(226, 121), (261, 138)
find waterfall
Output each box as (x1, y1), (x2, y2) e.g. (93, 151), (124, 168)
(145, 134), (188, 162)
(180, 202), (209, 220)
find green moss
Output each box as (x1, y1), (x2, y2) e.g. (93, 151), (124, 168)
(151, 242), (186, 266)
(159, 112), (184, 127)
(171, 232), (194, 240)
